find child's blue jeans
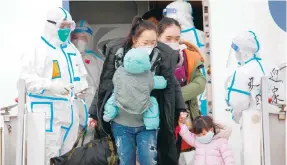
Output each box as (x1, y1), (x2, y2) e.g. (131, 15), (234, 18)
(111, 122), (158, 165)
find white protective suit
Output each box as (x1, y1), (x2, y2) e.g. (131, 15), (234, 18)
(71, 20), (105, 129)
(225, 31), (265, 165)
(164, 0), (208, 116)
(19, 7), (88, 165)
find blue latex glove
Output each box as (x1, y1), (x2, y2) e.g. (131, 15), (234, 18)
(153, 76), (167, 89)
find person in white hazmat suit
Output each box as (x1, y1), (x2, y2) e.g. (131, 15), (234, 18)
(71, 20), (105, 109)
(225, 31), (265, 165)
(164, 0), (208, 116)
(19, 7), (88, 165)
(71, 20), (105, 143)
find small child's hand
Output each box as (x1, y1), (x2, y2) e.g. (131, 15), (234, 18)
(178, 112), (187, 126)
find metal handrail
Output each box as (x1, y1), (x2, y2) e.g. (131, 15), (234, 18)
(16, 79), (26, 165)
(261, 76), (271, 165)
(285, 106), (287, 165)
(0, 127), (2, 165)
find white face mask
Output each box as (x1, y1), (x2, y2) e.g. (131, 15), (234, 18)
(73, 40), (87, 53)
(137, 46), (154, 55)
(166, 42), (180, 50)
(196, 131), (214, 144)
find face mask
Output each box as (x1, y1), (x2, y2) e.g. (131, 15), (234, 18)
(137, 46), (154, 55)
(58, 28), (71, 42)
(166, 42), (180, 50)
(196, 131), (214, 144)
(73, 40), (87, 53)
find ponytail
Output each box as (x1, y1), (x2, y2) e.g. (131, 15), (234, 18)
(131, 16), (144, 36)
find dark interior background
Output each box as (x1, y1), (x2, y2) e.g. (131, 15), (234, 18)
(69, 1), (203, 30)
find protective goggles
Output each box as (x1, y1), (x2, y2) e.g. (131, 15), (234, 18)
(231, 42), (239, 52)
(163, 8), (177, 16)
(227, 42), (241, 68)
(47, 19), (76, 31)
(73, 26), (93, 36)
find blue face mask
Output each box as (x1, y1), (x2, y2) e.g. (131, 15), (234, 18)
(196, 131), (214, 144)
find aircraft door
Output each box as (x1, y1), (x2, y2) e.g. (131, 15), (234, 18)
(261, 62), (286, 165)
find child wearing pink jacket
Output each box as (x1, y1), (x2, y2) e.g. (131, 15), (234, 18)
(178, 115), (235, 165)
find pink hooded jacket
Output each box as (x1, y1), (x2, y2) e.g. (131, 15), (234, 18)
(179, 123), (235, 165)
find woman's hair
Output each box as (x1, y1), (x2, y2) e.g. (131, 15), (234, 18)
(125, 16), (158, 49)
(192, 116), (217, 134)
(158, 17), (181, 36)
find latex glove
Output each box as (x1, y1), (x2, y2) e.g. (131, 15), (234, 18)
(153, 76), (167, 89)
(75, 88), (88, 99)
(47, 81), (73, 96)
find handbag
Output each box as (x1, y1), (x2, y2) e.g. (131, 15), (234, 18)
(174, 65), (187, 87)
(50, 127), (118, 165)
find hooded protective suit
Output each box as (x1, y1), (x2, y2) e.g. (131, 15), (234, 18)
(164, 0), (205, 54)
(71, 20), (105, 128)
(225, 31), (265, 165)
(164, 0), (208, 116)
(19, 7), (88, 165)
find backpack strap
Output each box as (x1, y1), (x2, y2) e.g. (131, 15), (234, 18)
(66, 127), (87, 160)
(150, 48), (161, 75)
(114, 48), (124, 69)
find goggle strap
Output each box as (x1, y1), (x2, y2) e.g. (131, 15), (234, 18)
(47, 20), (56, 25)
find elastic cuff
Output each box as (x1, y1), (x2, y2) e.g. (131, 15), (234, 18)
(198, 64), (204, 69)
(178, 109), (187, 113)
(89, 114), (98, 120)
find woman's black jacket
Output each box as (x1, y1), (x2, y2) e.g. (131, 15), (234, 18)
(89, 38), (185, 165)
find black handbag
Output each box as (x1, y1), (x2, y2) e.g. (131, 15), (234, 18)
(50, 127), (118, 165)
